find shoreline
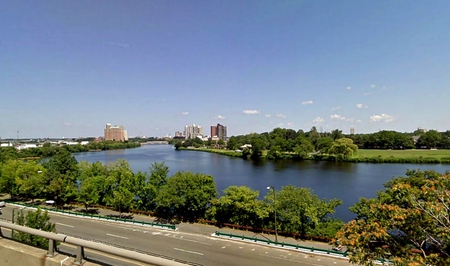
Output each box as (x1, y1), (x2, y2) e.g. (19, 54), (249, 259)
(176, 147), (450, 164)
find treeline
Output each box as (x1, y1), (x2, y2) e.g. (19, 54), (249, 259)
(0, 152), (343, 238)
(174, 127), (450, 161)
(0, 140), (140, 161)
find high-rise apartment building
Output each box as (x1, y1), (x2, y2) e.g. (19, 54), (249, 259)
(211, 124), (227, 141)
(104, 123), (128, 141)
(350, 127), (355, 135)
(184, 124), (203, 139)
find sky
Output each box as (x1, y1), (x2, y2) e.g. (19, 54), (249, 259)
(1, 1), (450, 139)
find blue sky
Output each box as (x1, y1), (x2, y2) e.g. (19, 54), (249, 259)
(1, 1), (450, 139)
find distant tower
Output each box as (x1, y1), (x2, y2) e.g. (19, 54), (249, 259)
(350, 127), (355, 135)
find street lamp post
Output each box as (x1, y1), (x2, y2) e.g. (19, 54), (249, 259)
(267, 186), (278, 243)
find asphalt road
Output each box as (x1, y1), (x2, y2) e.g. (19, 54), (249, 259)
(1, 206), (352, 266)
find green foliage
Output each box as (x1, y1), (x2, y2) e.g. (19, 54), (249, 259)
(212, 186), (268, 227)
(328, 138), (358, 160)
(103, 159), (135, 215)
(13, 207), (56, 249)
(266, 185), (342, 237)
(336, 170), (450, 265)
(155, 171), (217, 221)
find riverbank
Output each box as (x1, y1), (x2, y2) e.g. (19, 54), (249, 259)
(177, 147), (450, 164)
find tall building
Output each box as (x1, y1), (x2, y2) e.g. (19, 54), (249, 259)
(104, 123), (128, 141)
(211, 123), (227, 141)
(184, 124), (203, 139)
(350, 127), (355, 135)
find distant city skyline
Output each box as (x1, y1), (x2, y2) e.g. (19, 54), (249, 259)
(1, 1), (450, 139)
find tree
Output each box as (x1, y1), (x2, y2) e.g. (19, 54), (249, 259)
(328, 138), (358, 160)
(103, 159), (135, 216)
(315, 137), (334, 153)
(42, 150), (79, 207)
(212, 186), (268, 227)
(266, 185), (342, 237)
(293, 137), (314, 158)
(155, 171), (217, 221)
(416, 130), (442, 149)
(0, 160), (22, 199)
(335, 170), (450, 265)
(331, 129), (343, 140)
(13, 207), (56, 249)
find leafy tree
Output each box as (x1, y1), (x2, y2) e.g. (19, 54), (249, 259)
(155, 171), (217, 221)
(0, 160), (22, 199)
(103, 159), (135, 216)
(416, 130), (442, 149)
(13, 207), (56, 249)
(331, 129), (343, 140)
(134, 162), (169, 211)
(335, 170), (450, 265)
(42, 150), (79, 206)
(212, 186), (268, 227)
(315, 137), (334, 153)
(266, 185), (342, 237)
(293, 137), (314, 158)
(77, 174), (102, 212)
(17, 162), (46, 201)
(328, 138), (358, 160)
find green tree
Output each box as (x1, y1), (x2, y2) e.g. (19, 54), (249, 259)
(328, 138), (358, 160)
(213, 186), (268, 227)
(103, 159), (135, 216)
(13, 207), (56, 249)
(315, 137), (334, 153)
(293, 137), (314, 159)
(416, 130), (442, 149)
(155, 171), (217, 221)
(0, 160), (22, 199)
(335, 170), (450, 265)
(266, 185), (342, 237)
(42, 150), (79, 207)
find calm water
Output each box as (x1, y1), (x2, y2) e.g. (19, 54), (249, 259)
(74, 145), (450, 221)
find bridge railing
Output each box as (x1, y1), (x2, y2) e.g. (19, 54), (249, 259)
(0, 220), (185, 266)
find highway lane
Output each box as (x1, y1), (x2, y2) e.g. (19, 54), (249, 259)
(1, 206), (352, 266)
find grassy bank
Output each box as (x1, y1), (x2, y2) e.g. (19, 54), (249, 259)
(178, 147), (450, 164)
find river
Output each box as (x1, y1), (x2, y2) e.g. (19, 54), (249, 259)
(74, 145), (450, 222)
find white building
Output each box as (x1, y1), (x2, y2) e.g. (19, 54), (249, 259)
(184, 124), (203, 139)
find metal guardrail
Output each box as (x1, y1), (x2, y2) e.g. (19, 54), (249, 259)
(8, 201), (177, 230)
(0, 220), (186, 266)
(214, 231), (348, 257)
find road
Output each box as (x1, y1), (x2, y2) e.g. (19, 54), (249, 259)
(1, 205), (352, 266)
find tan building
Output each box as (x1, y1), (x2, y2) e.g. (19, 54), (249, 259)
(104, 123), (128, 141)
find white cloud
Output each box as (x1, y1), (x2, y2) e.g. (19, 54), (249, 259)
(277, 123), (284, 127)
(215, 115), (225, 120)
(364, 92), (372, 96)
(370, 114), (394, 122)
(265, 114), (271, 118)
(356, 103), (368, 109)
(332, 106), (341, 110)
(330, 114), (346, 120)
(276, 113), (286, 118)
(64, 122), (71, 126)
(313, 117), (325, 123)
(370, 84), (376, 88)
(302, 100), (313, 105)
(182, 112), (189, 115)
(287, 122), (294, 127)
(381, 86), (387, 90)
(346, 86), (352, 90)
(243, 110), (260, 115)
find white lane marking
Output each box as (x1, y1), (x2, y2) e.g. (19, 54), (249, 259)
(106, 233), (129, 239)
(173, 247), (203, 256)
(152, 232), (161, 235)
(56, 222), (74, 228)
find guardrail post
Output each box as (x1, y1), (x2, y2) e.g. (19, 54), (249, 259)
(74, 245), (84, 265)
(47, 239), (56, 257)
